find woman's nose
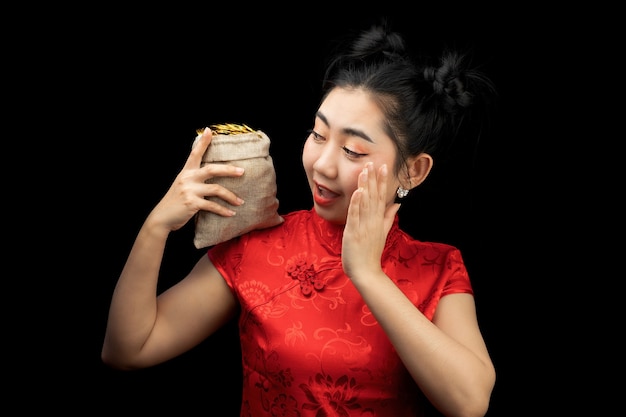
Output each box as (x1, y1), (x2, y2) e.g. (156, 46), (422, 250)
(312, 143), (338, 179)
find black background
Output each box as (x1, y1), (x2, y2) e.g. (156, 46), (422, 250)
(13, 4), (601, 416)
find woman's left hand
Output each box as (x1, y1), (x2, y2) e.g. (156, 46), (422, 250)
(342, 163), (400, 281)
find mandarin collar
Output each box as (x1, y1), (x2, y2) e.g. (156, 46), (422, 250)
(308, 208), (401, 256)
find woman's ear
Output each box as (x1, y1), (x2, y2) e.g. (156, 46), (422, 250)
(404, 153), (433, 189)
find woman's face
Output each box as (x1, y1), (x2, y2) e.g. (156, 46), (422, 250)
(302, 87), (401, 224)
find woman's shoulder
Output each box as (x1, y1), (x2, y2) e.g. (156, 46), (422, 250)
(395, 227), (462, 255)
(239, 209), (313, 242)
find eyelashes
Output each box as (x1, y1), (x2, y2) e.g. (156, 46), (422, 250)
(306, 129), (323, 141)
(307, 129), (368, 158)
(341, 146), (367, 157)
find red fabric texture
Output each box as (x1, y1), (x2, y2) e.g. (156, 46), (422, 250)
(208, 208), (473, 416)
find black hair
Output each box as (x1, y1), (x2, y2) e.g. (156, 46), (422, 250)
(321, 20), (497, 178)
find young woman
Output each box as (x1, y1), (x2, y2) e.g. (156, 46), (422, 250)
(102, 22), (497, 417)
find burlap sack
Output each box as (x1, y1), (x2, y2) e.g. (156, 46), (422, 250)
(192, 126), (283, 248)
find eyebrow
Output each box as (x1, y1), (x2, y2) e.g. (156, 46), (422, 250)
(316, 111), (375, 143)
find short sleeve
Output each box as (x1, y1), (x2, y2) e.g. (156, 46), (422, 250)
(441, 248), (474, 297)
(207, 234), (247, 291)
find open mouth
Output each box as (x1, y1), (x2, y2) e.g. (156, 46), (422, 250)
(314, 183), (340, 206)
(317, 184), (339, 199)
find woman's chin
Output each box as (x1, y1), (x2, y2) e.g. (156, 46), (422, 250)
(313, 205), (347, 225)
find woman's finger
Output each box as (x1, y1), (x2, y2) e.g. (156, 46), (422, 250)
(185, 127), (213, 169)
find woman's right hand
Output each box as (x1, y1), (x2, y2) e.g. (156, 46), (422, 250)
(148, 127), (245, 232)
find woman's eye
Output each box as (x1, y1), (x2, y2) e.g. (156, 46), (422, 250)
(342, 146), (367, 158)
(307, 130), (367, 158)
(308, 129), (324, 142)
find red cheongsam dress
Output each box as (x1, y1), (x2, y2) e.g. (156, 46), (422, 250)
(208, 208), (474, 417)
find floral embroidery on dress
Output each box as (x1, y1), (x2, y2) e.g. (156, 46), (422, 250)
(250, 349), (297, 413)
(313, 325), (372, 369)
(269, 393), (300, 417)
(285, 321), (307, 347)
(300, 373), (363, 415)
(239, 279), (290, 320)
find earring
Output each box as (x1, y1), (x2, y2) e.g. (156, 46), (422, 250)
(396, 186), (409, 199)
